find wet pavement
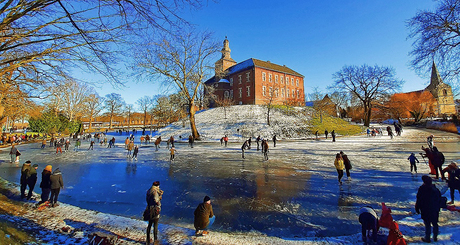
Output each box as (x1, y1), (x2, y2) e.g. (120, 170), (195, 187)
(0, 130), (459, 238)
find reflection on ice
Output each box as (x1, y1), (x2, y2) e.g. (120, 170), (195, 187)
(0, 130), (458, 239)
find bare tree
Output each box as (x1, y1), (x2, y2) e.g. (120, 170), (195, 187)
(136, 96), (154, 128)
(215, 97), (235, 119)
(83, 93), (104, 132)
(0, 0), (205, 119)
(407, 0), (460, 94)
(309, 87), (327, 123)
(135, 28), (220, 139)
(124, 104), (134, 131)
(104, 93), (125, 129)
(330, 64), (403, 127)
(61, 80), (91, 121)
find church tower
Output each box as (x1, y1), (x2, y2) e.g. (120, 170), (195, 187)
(214, 38), (237, 77)
(425, 61), (456, 115)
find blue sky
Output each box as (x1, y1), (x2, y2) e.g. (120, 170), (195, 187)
(98, 0), (438, 105)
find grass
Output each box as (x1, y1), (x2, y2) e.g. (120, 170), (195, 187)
(308, 114), (364, 136)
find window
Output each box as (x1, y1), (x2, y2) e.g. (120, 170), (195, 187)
(262, 72), (266, 81)
(291, 78), (294, 85)
(286, 76), (289, 85)
(275, 75), (278, 83)
(269, 73), (272, 82)
(281, 88), (285, 97)
(238, 75), (242, 84)
(269, 87), (273, 97)
(230, 78), (233, 86)
(230, 90), (233, 99)
(292, 90), (295, 98)
(224, 91), (229, 98)
(262, 86), (266, 96)
(275, 88), (279, 97)
(238, 88), (242, 98)
(280, 76), (284, 84)
(286, 88), (289, 98)
(246, 86), (250, 97)
(296, 79), (299, 87)
(296, 90), (300, 98)
(246, 72), (250, 83)
(443, 89), (448, 96)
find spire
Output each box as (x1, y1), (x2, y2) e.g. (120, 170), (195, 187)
(430, 61), (443, 86)
(221, 37), (231, 60)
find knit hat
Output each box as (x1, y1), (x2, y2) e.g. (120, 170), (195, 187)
(152, 181), (160, 186)
(25, 160), (31, 164)
(45, 165), (52, 172)
(422, 175), (432, 185)
(203, 195), (211, 203)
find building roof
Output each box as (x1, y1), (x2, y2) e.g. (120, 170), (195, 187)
(227, 58), (303, 77)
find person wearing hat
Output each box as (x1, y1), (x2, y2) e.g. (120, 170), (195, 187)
(415, 175), (442, 243)
(50, 168), (64, 207)
(27, 164), (39, 200)
(20, 160), (32, 199)
(194, 195), (215, 236)
(441, 162), (460, 204)
(39, 165), (52, 204)
(145, 181), (163, 245)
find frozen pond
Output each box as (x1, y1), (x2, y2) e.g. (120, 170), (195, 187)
(0, 129), (459, 239)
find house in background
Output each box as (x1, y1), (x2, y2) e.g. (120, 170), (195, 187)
(205, 38), (305, 107)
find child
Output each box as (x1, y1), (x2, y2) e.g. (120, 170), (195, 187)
(407, 153), (419, 173)
(170, 146), (177, 161)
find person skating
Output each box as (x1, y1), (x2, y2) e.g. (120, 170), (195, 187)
(387, 126), (394, 139)
(49, 168), (64, 207)
(315, 131), (318, 140)
(74, 139), (81, 151)
(88, 140), (94, 150)
(256, 135), (260, 150)
(125, 137), (130, 149)
(39, 165), (52, 204)
(220, 137), (223, 146)
(133, 145), (139, 160)
(441, 162), (460, 204)
(334, 153), (345, 184)
(408, 153), (420, 173)
(325, 129), (328, 139)
(155, 136), (161, 151)
(41, 138), (47, 149)
(20, 160), (32, 199)
(331, 130), (336, 142)
(169, 136), (174, 148)
(188, 135), (194, 148)
(262, 139), (269, 161)
(127, 141), (134, 157)
(241, 140), (249, 159)
(64, 139), (70, 151)
(223, 135), (228, 147)
(427, 135), (434, 150)
(169, 146), (176, 161)
(422, 146), (437, 175)
(194, 195), (215, 236)
(340, 151), (352, 180)
(146, 181), (163, 245)
(358, 206), (379, 243)
(272, 134), (277, 147)
(415, 175), (442, 243)
(9, 144), (18, 163)
(431, 147), (445, 179)
(27, 164), (38, 200)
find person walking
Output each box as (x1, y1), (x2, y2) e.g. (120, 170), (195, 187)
(223, 135), (228, 147)
(9, 144), (18, 163)
(331, 130), (336, 142)
(41, 138), (47, 149)
(315, 131), (318, 140)
(188, 135), (194, 148)
(169, 136), (175, 148)
(422, 146), (436, 175)
(194, 195), (215, 236)
(325, 129), (328, 140)
(169, 146), (176, 161)
(441, 162), (460, 204)
(49, 168), (64, 207)
(64, 139), (70, 151)
(146, 181), (163, 245)
(56, 140), (63, 153)
(340, 151), (352, 180)
(88, 140), (95, 150)
(20, 160), (32, 199)
(272, 135), (277, 147)
(334, 153), (345, 184)
(427, 135), (434, 150)
(27, 164), (38, 200)
(432, 147), (445, 179)
(74, 139), (81, 151)
(408, 153), (420, 173)
(39, 165), (52, 204)
(415, 175), (442, 243)
(256, 135), (260, 150)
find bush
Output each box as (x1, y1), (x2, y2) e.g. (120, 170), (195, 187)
(426, 121), (458, 133)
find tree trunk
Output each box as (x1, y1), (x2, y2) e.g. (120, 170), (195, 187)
(363, 103), (371, 127)
(89, 116), (93, 131)
(189, 102), (200, 139)
(267, 107), (271, 126)
(109, 113), (113, 129)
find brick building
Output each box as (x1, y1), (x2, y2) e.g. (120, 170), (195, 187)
(205, 38), (305, 107)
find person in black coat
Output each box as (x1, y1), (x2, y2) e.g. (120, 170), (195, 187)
(20, 161), (31, 199)
(27, 164), (39, 200)
(415, 175), (442, 243)
(39, 165), (52, 204)
(340, 151), (352, 180)
(431, 147), (445, 179)
(441, 162), (460, 204)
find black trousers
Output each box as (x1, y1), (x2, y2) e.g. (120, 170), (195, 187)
(146, 218), (159, 244)
(50, 188), (60, 204)
(41, 188), (51, 203)
(27, 181), (36, 199)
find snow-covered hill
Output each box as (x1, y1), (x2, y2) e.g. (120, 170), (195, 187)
(156, 105), (314, 141)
